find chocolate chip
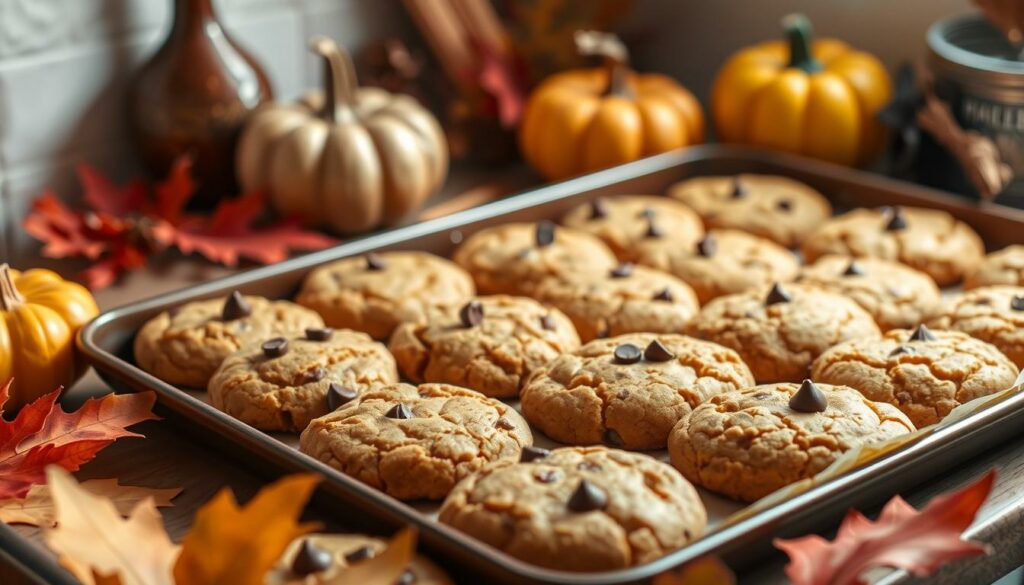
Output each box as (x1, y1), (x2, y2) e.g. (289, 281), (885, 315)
(909, 324), (937, 342)
(1011, 296), (1024, 311)
(304, 368), (326, 383)
(540, 314), (556, 331)
(536, 469), (560, 483)
(884, 207), (907, 231)
(262, 337), (288, 358)
(520, 446), (551, 463)
(568, 480), (608, 512)
(365, 253), (386, 271)
(890, 345), (916, 356)
(604, 429), (624, 446)
(696, 234), (717, 257)
(731, 177), (747, 198)
(327, 383), (357, 410)
(344, 545), (375, 563)
(385, 403), (414, 419)
(590, 199), (608, 220)
(653, 287), (674, 302)
(610, 263), (634, 278)
(777, 199), (793, 211)
(495, 417), (515, 431)
(613, 343), (642, 364)
(291, 539), (332, 576)
(535, 220), (556, 247)
(976, 297), (992, 305)
(843, 260), (864, 276)
(221, 291), (252, 321)
(644, 339), (675, 362)
(765, 282), (791, 305)
(789, 379), (828, 413)
(396, 570), (417, 585)
(459, 300), (484, 327)
(305, 327), (334, 341)
(645, 219), (663, 238)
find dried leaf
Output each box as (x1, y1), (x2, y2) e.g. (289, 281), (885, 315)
(474, 39), (525, 128)
(23, 193), (108, 260)
(774, 470), (995, 585)
(653, 556), (736, 585)
(322, 527), (417, 585)
(173, 473), (321, 585)
(78, 164), (147, 217)
(153, 156), (197, 225)
(0, 480), (181, 527)
(44, 466), (179, 585)
(78, 245), (149, 290)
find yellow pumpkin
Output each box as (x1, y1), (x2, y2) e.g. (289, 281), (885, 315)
(236, 37), (448, 234)
(519, 30), (704, 181)
(712, 14), (892, 166)
(0, 264), (99, 409)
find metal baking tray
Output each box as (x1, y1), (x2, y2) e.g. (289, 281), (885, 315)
(77, 145), (1024, 584)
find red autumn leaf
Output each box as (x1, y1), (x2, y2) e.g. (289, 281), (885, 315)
(152, 156), (197, 224)
(774, 471), (995, 585)
(472, 37), (525, 128)
(0, 380), (158, 499)
(78, 164), (147, 216)
(23, 193), (108, 260)
(79, 244), (149, 290)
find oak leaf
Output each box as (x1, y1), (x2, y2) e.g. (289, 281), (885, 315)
(322, 527), (417, 585)
(653, 556), (736, 585)
(774, 470), (995, 585)
(0, 479), (180, 527)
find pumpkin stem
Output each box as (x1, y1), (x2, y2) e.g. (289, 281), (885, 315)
(0, 265), (24, 311)
(310, 36), (358, 123)
(574, 30), (634, 98)
(783, 14), (823, 73)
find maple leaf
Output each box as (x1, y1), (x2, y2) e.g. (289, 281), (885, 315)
(78, 164), (148, 216)
(471, 36), (525, 128)
(44, 466), (179, 585)
(322, 527), (417, 585)
(173, 473), (321, 585)
(0, 479), (180, 527)
(23, 193), (108, 260)
(774, 470), (995, 585)
(79, 244), (149, 290)
(152, 156), (197, 225)
(653, 556), (736, 585)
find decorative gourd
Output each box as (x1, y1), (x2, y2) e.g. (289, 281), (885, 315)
(236, 37), (448, 234)
(0, 264), (99, 409)
(519, 30), (704, 181)
(712, 14), (891, 166)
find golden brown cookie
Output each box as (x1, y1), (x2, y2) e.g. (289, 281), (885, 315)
(634, 228), (799, 303)
(667, 174), (832, 247)
(667, 381), (915, 502)
(687, 283), (881, 383)
(300, 383), (532, 500)
(531, 263), (699, 342)
(965, 245), (1024, 289)
(811, 326), (1018, 428)
(560, 195), (704, 262)
(797, 255), (942, 331)
(438, 446), (705, 571)
(451, 222), (617, 296)
(268, 533), (452, 584)
(389, 295), (580, 398)
(930, 285), (1024, 368)
(296, 251), (475, 339)
(133, 292), (324, 388)
(801, 206), (985, 286)
(208, 328), (398, 432)
(521, 334), (755, 449)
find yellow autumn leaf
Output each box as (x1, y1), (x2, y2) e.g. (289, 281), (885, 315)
(322, 527), (417, 585)
(43, 466), (179, 585)
(0, 479), (181, 527)
(173, 473), (321, 585)
(653, 556), (736, 585)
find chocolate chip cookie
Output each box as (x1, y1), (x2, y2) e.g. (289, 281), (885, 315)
(269, 533), (453, 584)
(296, 251), (475, 339)
(208, 328), (398, 432)
(438, 446), (706, 571)
(798, 255), (942, 331)
(687, 283), (881, 383)
(801, 206), (985, 286)
(451, 222), (617, 296)
(560, 195), (704, 262)
(931, 285), (1024, 368)
(531, 264), (699, 342)
(965, 245), (1024, 289)
(521, 334), (755, 449)
(667, 174), (832, 247)
(667, 381), (915, 502)
(389, 295), (581, 398)
(634, 228), (799, 304)
(300, 383), (532, 500)
(134, 292), (324, 388)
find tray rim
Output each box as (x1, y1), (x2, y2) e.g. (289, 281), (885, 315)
(75, 145), (1024, 584)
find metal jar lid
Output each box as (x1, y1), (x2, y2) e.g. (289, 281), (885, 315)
(929, 13), (1024, 90)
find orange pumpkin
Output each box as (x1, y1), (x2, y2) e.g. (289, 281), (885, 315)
(519, 30), (704, 181)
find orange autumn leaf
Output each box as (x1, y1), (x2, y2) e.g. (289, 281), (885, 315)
(322, 527), (417, 585)
(774, 470), (995, 585)
(653, 556), (736, 585)
(0, 479), (181, 527)
(173, 473), (321, 585)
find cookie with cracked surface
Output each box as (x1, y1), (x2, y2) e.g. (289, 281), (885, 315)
(531, 264), (699, 342)
(521, 334), (755, 450)
(389, 295), (581, 398)
(930, 285), (1024, 368)
(667, 382), (915, 502)
(208, 328), (399, 432)
(438, 446), (706, 571)
(560, 195), (704, 262)
(268, 533), (452, 584)
(687, 283), (881, 383)
(797, 255), (942, 331)
(667, 174), (832, 247)
(801, 206), (985, 286)
(451, 222), (617, 296)
(811, 327), (1018, 428)
(965, 245), (1024, 289)
(296, 251), (475, 340)
(300, 383), (532, 500)
(634, 229), (799, 304)
(133, 293), (323, 388)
